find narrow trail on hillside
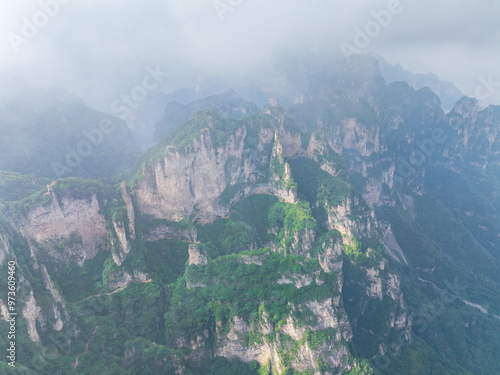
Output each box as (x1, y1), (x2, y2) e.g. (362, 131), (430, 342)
(73, 325), (99, 368)
(72, 279), (152, 305)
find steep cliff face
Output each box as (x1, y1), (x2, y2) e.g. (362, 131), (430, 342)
(109, 183), (137, 266)
(111, 218), (130, 266)
(15, 189), (108, 266)
(328, 117), (384, 158)
(120, 181), (136, 240)
(215, 299), (352, 374)
(177, 244), (356, 374)
(134, 111), (299, 223)
(0, 228), (11, 267)
(171, 213), (409, 374)
(141, 220), (197, 242)
(269, 133), (298, 204)
(326, 195), (378, 241)
(288, 62), (451, 207)
(3, 56), (497, 374)
(0, 97), (413, 374)
(0, 225), (71, 345)
(443, 98), (500, 168)
(136, 126), (247, 222)
(165, 165), (409, 374)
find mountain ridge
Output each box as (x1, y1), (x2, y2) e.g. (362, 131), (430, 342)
(0, 55), (499, 374)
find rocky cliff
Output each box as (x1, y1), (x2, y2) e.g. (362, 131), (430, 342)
(1, 56), (498, 375)
(134, 110), (299, 223)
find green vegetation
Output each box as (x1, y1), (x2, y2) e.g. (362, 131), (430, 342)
(50, 251), (110, 302)
(342, 235), (384, 268)
(198, 219), (255, 259)
(243, 114), (279, 150)
(207, 357), (260, 375)
(342, 236), (362, 260)
(137, 214), (195, 236)
(268, 199), (317, 253)
(269, 136), (298, 193)
(157, 110), (241, 152)
(4, 177), (117, 222)
(199, 194), (288, 259)
(2, 78), (500, 375)
(50, 177), (110, 201)
(345, 359), (373, 375)
(5, 188), (54, 221)
(143, 239), (190, 284)
(373, 167), (500, 374)
(0, 170), (49, 203)
(153, 91), (261, 142)
(218, 182), (244, 206)
(289, 157), (351, 208)
(166, 248), (331, 341)
(288, 157), (351, 231)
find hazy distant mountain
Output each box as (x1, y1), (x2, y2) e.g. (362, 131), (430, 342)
(128, 88), (233, 151)
(0, 56), (499, 374)
(0, 80), (139, 180)
(153, 90), (261, 142)
(375, 55), (464, 111)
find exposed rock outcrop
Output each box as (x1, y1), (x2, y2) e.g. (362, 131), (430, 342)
(188, 244), (207, 266)
(142, 223), (197, 242)
(269, 132), (298, 204)
(111, 217), (131, 266)
(134, 114), (301, 224)
(16, 192), (108, 265)
(107, 269), (149, 290)
(135, 126), (248, 222)
(22, 290), (41, 342)
(40, 265), (69, 331)
(121, 182), (136, 240)
(215, 299), (353, 374)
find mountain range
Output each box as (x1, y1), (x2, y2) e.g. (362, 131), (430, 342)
(0, 55), (499, 374)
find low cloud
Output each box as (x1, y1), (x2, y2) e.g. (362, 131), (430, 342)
(0, 0), (499, 109)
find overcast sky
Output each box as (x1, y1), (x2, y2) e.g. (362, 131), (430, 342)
(1, 0), (499, 112)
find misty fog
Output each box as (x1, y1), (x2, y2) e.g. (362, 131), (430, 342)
(0, 0), (499, 114)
